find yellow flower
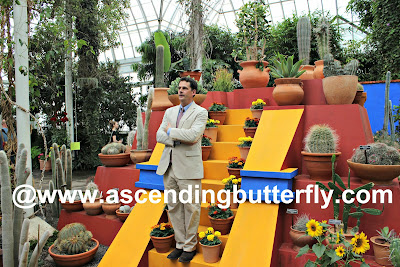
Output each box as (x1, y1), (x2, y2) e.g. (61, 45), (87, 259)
(215, 231), (221, 237)
(335, 246), (345, 257)
(322, 220), (327, 224)
(238, 178), (242, 182)
(160, 226), (166, 230)
(336, 232), (340, 244)
(238, 137), (244, 142)
(252, 101), (256, 106)
(207, 227), (214, 233)
(238, 162), (243, 166)
(351, 232), (370, 254)
(199, 232), (205, 239)
(215, 120), (220, 124)
(229, 175), (236, 179)
(232, 179), (238, 184)
(306, 220), (323, 237)
(207, 234), (215, 241)
(222, 179), (227, 184)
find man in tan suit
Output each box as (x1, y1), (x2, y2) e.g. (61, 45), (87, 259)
(156, 77), (208, 263)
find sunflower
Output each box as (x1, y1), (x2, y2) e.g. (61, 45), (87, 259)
(306, 219), (323, 237)
(335, 246), (345, 257)
(351, 232), (370, 254)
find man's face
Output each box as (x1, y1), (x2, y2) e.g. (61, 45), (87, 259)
(178, 81), (195, 105)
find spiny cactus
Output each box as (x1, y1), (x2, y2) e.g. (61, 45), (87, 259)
(304, 124), (339, 153)
(127, 130), (136, 148)
(357, 83), (364, 91)
(54, 223), (93, 255)
(86, 181), (101, 198)
(101, 143), (126, 155)
(155, 45), (165, 88)
(119, 205), (133, 213)
(136, 88), (154, 150)
(323, 53), (359, 77)
(293, 214), (310, 232)
(297, 16), (311, 65)
(1, 145), (51, 267)
(390, 238), (400, 266)
(351, 142), (400, 165)
(383, 71), (395, 145)
(314, 17), (330, 59)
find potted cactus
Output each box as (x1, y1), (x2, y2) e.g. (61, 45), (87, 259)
(322, 53), (359, 105)
(348, 142), (400, 185)
(49, 223), (99, 267)
(353, 83), (367, 106)
(301, 124), (341, 180)
(116, 205), (134, 222)
(297, 16), (315, 80)
(82, 182), (103, 216)
(98, 142), (130, 167)
(131, 88), (154, 164)
(313, 17), (330, 79)
(289, 214), (317, 251)
(370, 227), (398, 266)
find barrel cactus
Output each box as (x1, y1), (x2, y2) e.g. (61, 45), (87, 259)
(101, 143), (126, 155)
(390, 238), (400, 266)
(119, 205), (133, 213)
(54, 223), (93, 255)
(304, 124), (339, 153)
(351, 142), (400, 165)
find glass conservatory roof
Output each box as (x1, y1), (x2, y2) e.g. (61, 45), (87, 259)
(100, 0), (365, 75)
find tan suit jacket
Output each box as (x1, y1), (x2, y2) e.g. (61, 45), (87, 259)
(156, 102), (208, 179)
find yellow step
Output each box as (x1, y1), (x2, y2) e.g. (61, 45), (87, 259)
(149, 248), (220, 267)
(225, 109), (252, 125)
(201, 179), (225, 203)
(217, 125), (245, 142)
(196, 225), (229, 255)
(209, 142), (240, 160)
(200, 203), (237, 227)
(203, 160), (229, 180)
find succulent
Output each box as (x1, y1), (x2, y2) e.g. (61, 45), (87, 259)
(314, 17), (330, 59)
(351, 142), (400, 165)
(323, 53), (359, 77)
(293, 214), (310, 232)
(269, 53), (306, 78)
(168, 77), (207, 95)
(304, 124), (339, 153)
(357, 83), (364, 91)
(54, 223), (93, 255)
(101, 143), (126, 155)
(297, 16), (311, 65)
(377, 227), (397, 243)
(390, 238), (400, 266)
(136, 88), (154, 150)
(119, 205), (132, 213)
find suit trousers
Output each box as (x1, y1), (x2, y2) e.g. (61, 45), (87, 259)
(163, 165), (202, 252)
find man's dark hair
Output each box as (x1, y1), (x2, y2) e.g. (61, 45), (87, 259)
(179, 77), (198, 93)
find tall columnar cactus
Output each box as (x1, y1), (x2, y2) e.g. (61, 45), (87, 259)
(317, 155), (383, 233)
(351, 142), (400, 165)
(390, 238), (400, 266)
(54, 223), (93, 255)
(304, 124), (338, 153)
(136, 88), (154, 150)
(297, 16), (311, 65)
(155, 45), (165, 88)
(314, 17), (330, 60)
(0, 145), (51, 266)
(383, 71), (391, 136)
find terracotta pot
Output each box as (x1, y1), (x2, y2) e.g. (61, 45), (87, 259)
(102, 202), (121, 219)
(325, 227), (358, 250)
(202, 146), (212, 161)
(352, 90), (363, 104)
(229, 192), (239, 209)
(150, 234), (175, 253)
(313, 60), (324, 79)
(130, 149), (152, 165)
(359, 92), (367, 107)
(238, 60), (270, 89)
(39, 159), (52, 171)
(208, 215), (234, 235)
(273, 78), (304, 106)
(200, 243), (222, 263)
(98, 153), (131, 167)
(204, 127), (218, 142)
(227, 167), (241, 178)
(323, 75), (358, 105)
(48, 238), (99, 267)
(289, 227), (317, 251)
(208, 111), (226, 125)
(116, 210), (130, 222)
(168, 94), (180, 106)
(60, 199), (83, 213)
(180, 71), (202, 81)
(194, 94), (207, 105)
(371, 236), (392, 266)
(347, 160), (400, 185)
(299, 65), (315, 80)
(152, 87), (173, 111)
(243, 127), (257, 138)
(250, 109), (263, 120)
(238, 146), (250, 160)
(83, 198), (103, 216)
(301, 151), (341, 181)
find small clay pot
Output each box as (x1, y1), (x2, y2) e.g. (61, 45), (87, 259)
(180, 71), (201, 81)
(229, 192), (239, 210)
(150, 234), (175, 253)
(250, 109), (263, 120)
(243, 127), (257, 138)
(130, 149), (152, 165)
(371, 236), (392, 266)
(102, 202), (121, 219)
(227, 167), (241, 178)
(39, 159), (52, 171)
(208, 111), (227, 125)
(313, 60), (324, 79)
(289, 227), (317, 251)
(238, 146), (250, 160)
(116, 210), (130, 222)
(200, 243), (222, 263)
(301, 151), (341, 180)
(202, 146), (212, 161)
(204, 127), (218, 142)
(98, 153), (130, 167)
(299, 65), (315, 80)
(208, 215), (234, 235)
(60, 199), (83, 213)
(83, 198), (103, 216)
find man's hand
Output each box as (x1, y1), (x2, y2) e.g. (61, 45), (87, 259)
(165, 122), (171, 133)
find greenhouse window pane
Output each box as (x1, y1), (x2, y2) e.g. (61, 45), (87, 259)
(294, 0), (310, 15)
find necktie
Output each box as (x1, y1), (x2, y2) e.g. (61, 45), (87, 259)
(176, 107), (184, 127)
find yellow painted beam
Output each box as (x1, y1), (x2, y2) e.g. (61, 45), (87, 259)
(146, 143), (165, 165)
(244, 109), (303, 172)
(219, 202), (279, 267)
(98, 192), (164, 267)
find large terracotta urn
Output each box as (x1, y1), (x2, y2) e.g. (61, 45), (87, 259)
(152, 87), (173, 111)
(323, 75), (358, 105)
(238, 61), (270, 89)
(180, 71), (202, 81)
(272, 78), (304, 106)
(313, 60), (324, 79)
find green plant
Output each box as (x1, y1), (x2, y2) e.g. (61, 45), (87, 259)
(0, 144), (51, 266)
(250, 99), (266, 110)
(292, 214), (310, 232)
(202, 135), (212, 146)
(136, 88), (154, 150)
(227, 157), (245, 169)
(168, 76), (207, 95)
(323, 53), (359, 77)
(150, 223), (174, 237)
(208, 102), (227, 112)
(297, 16), (312, 65)
(222, 175), (241, 191)
(304, 124), (339, 153)
(155, 45), (166, 88)
(314, 17), (331, 59)
(213, 69), (234, 92)
(377, 227), (397, 244)
(357, 83), (364, 91)
(316, 154), (383, 234)
(382, 71), (396, 145)
(269, 53), (306, 78)
(351, 142), (400, 165)
(198, 227), (222, 246)
(244, 117), (259, 128)
(238, 137), (253, 148)
(86, 181), (101, 198)
(53, 223), (93, 255)
(207, 203), (233, 219)
(390, 238), (400, 266)
(101, 143), (127, 155)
